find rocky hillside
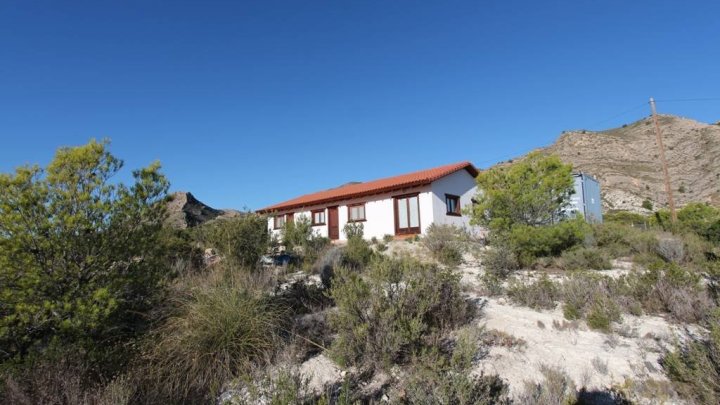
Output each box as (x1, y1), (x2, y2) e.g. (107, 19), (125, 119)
(544, 114), (720, 212)
(166, 191), (240, 228)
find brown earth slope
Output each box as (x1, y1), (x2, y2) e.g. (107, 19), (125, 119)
(544, 114), (720, 212)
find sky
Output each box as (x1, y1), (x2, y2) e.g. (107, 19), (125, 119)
(1, 1), (719, 210)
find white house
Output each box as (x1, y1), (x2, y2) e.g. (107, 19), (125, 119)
(257, 162), (479, 241)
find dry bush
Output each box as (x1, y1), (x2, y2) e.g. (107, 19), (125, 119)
(482, 241), (519, 278)
(506, 275), (560, 310)
(421, 223), (467, 267)
(136, 267), (289, 403)
(663, 321), (720, 404)
(559, 247), (611, 271)
(480, 329), (527, 349)
(328, 256), (473, 368)
(655, 234), (685, 263)
(401, 328), (511, 404)
(518, 365), (577, 405)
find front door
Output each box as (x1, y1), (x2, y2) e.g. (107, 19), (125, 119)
(328, 206), (339, 240)
(394, 194), (421, 235)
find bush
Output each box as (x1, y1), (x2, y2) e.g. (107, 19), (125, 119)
(328, 256), (471, 368)
(402, 329), (510, 404)
(559, 247), (611, 270)
(194, 213), (270, 268)
(586, 298), (622, 332)
(483, 239), (519, 278)
(642, 199), (653, 211)
(655, 234), (685, 263)
(137, 268), (288, 403)
(663, 318), (720, 404)
(508, 218), (590, 266)
(383, 234), (394, 243)
(421, 224), (467, 267)
(518, 365), (576, 405)
(0, 139), (170, 374)
(341, 223), (373, 269)
(507, 275), (560, 310)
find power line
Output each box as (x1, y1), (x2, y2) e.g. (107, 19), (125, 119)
(654, 97), (720, 103)
(587, 102), (648, 129)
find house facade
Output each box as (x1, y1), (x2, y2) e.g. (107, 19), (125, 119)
(257, 162), (479, 241)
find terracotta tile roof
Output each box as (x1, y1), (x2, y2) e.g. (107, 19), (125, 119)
(257, 161), (478, 213)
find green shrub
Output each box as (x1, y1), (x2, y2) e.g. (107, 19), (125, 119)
(194, 213), (270, 268)
(586, 298), (621, 332)
(402, 329), (510, 404)
(508, 218), (590, 266)
(340, 223), (373, 269)
(559, 247), (611, 270)
(328, 256), (471, 368)
(663, 318), (720, 404)
(0, 139), (170, 371)
(604, 210), (650, 225)
(239, 369), (312, 405)
(507, 275), (560, 310)
(138, 269), (288, 403)
(642, 199), (653, 211)
(483, 239), (519, 278)
(383, 234), (394, 243)
(421, 224), (467, 266)
(342, 222), (364, 240)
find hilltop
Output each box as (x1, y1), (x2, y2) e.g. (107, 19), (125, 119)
(165, 191), (241, 228)
(543, 114), (720, 212)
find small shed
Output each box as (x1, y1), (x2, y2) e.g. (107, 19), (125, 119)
(569, 173), (603, 223)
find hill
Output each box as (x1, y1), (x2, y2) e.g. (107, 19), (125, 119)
(165, 191), (241, 228)
(543, 114), (720, 212)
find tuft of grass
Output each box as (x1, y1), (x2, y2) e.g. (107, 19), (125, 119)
(138, 269), (288, 403)
(506, 275), (560, 310)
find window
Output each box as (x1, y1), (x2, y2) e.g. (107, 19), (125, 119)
(395, 194), (420, 235)
(445, 194), (461, 216)
(348, 203), (366, 222)
(273, 215), (286, 229)
(312, 209), (326, 225)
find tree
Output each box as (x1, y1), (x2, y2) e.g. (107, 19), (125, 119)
(0, 139), (170, 363)
(470, 152), (574, 231)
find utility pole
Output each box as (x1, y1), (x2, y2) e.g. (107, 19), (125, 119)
(649, 97), (677, 223)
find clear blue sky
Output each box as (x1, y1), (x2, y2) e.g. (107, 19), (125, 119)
(2, 1), (719, 210)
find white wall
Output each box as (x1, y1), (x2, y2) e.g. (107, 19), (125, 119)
(265, 170), (478, 241)
(429, 169), (478, 229)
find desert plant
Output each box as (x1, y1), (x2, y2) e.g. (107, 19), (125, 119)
(663, 318), (720, 404)
(421, 223), (467, 266)
(482, 238), (519, 278)
(641, 199), (653, 211)
(137, 268), (288, 403)
(559, 247), (612, 270)
(506, 274), (560, 310)
(341, 223), (373, 269)
(655, 234), (685, 263)
(518, 365), (577, 405)
(402, 328), (511, 404)
(194, 213), (270, 268)
(328, 256), (471, 368)
(508, 217), (590, 266)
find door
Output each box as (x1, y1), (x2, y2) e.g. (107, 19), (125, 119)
(287, 213), (294, 225)
(328, 206), (339, 240)
(394, 194), (421, 235)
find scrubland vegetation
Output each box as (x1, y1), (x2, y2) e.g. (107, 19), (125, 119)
(1, 143), (719, 404)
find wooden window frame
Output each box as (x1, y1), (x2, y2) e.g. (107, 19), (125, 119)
(273, 215), (286, 229)
(347, 203), (367, 222)
(394, 193), (421, 235)
(445, 194), (461, 216)
(311, 209), (326, 226)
